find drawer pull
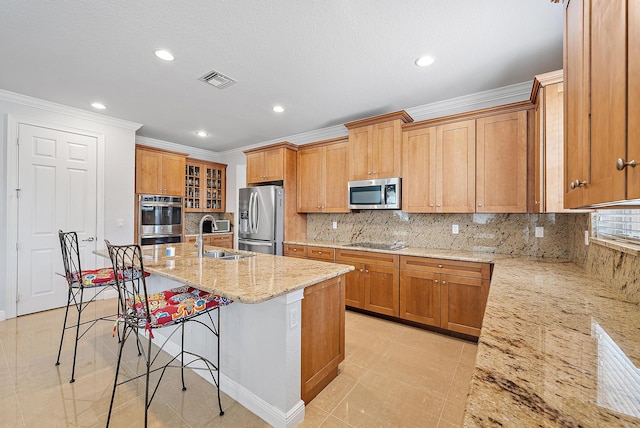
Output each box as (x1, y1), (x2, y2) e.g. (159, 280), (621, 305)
(438, 264), (443, 268)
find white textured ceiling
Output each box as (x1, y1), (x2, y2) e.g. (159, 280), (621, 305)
(0, 1), (564, 152)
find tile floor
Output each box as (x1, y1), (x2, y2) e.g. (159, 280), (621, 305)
(0, 299), (477, 427)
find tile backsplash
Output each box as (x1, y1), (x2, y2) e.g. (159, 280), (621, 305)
(184, 212), (234, 235)
(307, 212), (573, 258)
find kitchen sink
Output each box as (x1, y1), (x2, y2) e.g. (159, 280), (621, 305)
(203, 250), (254, 260)
(343, 242), (406, 251)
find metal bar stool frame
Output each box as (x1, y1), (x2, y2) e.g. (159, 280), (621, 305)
(55, 229), (120, 383)
(105, 241), (227, 427)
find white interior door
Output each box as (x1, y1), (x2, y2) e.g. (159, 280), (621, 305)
(17, 123), (98, 315)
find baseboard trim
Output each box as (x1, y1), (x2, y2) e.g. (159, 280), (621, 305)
(150, 329), (304, 428)
(0, 310), (5, 321)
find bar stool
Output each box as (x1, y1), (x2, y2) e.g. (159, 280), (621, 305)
(105, 241), (232, 427)
(55, 229), (120, 383)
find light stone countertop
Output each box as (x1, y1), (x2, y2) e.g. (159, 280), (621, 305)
(286, 240), (640, 426)
(97, 242), (352, 304)
(285, 239), (500, 264)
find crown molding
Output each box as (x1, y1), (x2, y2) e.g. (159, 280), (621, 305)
(406, 81), (533, 122)
(136, 81), (532, 159)
(135, 135), (223, 162)
(218, 124), (348, 158)
(0, 88), (142, 131)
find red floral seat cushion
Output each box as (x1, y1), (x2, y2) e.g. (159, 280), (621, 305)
(77, 268), (117, 286)
(128, 286), (232, 328)
(69, 267), (150, 287)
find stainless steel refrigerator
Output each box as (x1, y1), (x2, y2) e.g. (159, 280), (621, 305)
(237, 185), (284, 255)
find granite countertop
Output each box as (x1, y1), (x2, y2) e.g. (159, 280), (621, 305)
(464, 257), (640, 427)
(286, 240), (640, 426)
(285, 239), (498, 264)
(97, 242), (352, 304)
(184, 232), (233, 237)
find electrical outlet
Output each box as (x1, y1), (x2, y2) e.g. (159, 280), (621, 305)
(535, 227), (544, 238)
(289, 307), (299, 328)
(332, 221), (337, 229)
(585, 230), (589, 245)
(452, 224), (459, 234)
(117, 218), (124, 228)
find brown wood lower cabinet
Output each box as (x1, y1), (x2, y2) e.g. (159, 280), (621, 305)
(336, 249), (399, 317)
(184, 233), (233, 249)
(301, 274), (345, 403)
(400, 256), (492, 337)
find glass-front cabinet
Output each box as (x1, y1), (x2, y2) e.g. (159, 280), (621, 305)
(184, 159), (226, 213)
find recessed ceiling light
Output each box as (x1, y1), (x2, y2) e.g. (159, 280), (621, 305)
(272, 105), (285, 113)
(91, 102), (106, 110)
(415, 56), (435, 67)
(195, 131), (209, 137)
(155, 50), (175, 61)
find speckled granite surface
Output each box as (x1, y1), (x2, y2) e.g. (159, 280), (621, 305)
(307, 212), (573, 258)
(464, 257), (640, 427)
(97, 242), (352, 303)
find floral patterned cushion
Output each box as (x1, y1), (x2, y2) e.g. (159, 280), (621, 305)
(128, 286), (232, 328)
(68, 267), (150, 287)
(76, 268), (117, 286)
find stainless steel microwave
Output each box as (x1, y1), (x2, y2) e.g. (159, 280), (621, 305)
(348, 177), (401, 209)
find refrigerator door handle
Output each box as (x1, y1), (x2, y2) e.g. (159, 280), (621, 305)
(238, 239), (273, 247)
(253, 192), (260, 233)
(248, 192), (255, 233)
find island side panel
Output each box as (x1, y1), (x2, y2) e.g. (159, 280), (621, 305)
(144, 274), (305, 428)
(301, 274), (346, 403)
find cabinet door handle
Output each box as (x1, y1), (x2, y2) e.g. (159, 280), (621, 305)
(478, 203), (482, 207)
(359, 269), (364, 272)
(570, 179), (587, 189)
(617, 158), (637, 170)
(442, 281), (447, 285)
(434, 279), (439, 283)
(365, 269), (369, 273)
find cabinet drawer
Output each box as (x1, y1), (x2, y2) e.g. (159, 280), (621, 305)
(400, 256), (491, 279)
(336, 249), (399, 267)
(210, 234), (232, 245)
(308, 246), (335, 261)
(284, 243), (308, 258)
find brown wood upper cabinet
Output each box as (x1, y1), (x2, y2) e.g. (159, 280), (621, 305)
(184, 159), (226, 212)
(297, 138), (349, 213)
(245, 146), (286, 184)
(345, 111), (413, 181)
(135, 145), (187, 196)
(476, 110), (528, 213)
(402, 120), (476, 213)
(564, 0), (639, 207)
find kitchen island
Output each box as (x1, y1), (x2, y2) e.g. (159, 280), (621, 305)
(98, 242), (352, 428)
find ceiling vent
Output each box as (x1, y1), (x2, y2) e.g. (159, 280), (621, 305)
(199, 70), (237, 89)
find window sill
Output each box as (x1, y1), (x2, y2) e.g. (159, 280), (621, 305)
(591, 237), (640, 256)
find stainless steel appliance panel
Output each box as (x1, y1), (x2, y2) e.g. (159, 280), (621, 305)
(238, 239), (279, 255)
(138, 194), (183, 245)
(238, 186), (284, 255)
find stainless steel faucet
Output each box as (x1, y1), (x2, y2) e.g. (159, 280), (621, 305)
(197, 214), (218, 258)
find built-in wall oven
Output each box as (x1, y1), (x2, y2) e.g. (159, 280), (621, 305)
(138, 195), (183, 246)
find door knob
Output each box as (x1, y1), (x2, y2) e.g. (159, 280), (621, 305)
(617, 158), (637, 170)
(570, 179), (587, 189)
(82, 237), (95, 242)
